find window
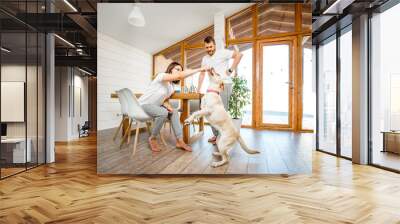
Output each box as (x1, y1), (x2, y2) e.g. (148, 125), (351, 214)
(153, 3), (311, 131)
(257, 3), (296, 36)
(371, 3), (400, 171)
(163, 45), (181, 63)
(302, 3), (312, 31)
(228, 43), (253, 126)
(227, 8), (253, 40)
(340, 27), (352, 158)
(318, 36), (337, 154)
(186, 27), (214, 47)
(154, 45), (181, 78)
(184, 48), (208, 93)
(302, 36), (315, 130)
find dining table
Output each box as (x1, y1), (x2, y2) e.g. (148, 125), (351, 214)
(111, 92), (204, 144)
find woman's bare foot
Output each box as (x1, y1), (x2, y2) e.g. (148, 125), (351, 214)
(148, 137), (161, 152)
(176, 139), (192, 152)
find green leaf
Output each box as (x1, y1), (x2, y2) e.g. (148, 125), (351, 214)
(229, 76), (251, 119)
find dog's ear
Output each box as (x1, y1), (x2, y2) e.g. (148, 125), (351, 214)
(210, 68), (221, 77)
(209, 68), (215, 76)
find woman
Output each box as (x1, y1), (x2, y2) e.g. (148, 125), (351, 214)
(138, 62), (208, 152)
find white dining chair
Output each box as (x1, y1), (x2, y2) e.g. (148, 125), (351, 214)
(120, 88), (168, 157)
(113, 89), (130, 146)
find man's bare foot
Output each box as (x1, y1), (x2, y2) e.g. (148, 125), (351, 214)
(176, 139), (192, 152)
(208, 136), (217, 145)
(148, 137), (161, 152)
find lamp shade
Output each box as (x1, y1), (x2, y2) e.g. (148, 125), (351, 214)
(128, 5), (145, 27)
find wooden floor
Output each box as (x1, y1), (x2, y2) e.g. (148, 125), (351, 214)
(0, 167), (26, 178)
(373, 151), (400, 171)
(1, 163), (45, 178)
(1, 134), (400, 223)
(98, 127), (312, 174)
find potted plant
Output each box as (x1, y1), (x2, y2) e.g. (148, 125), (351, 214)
(228, 76), (251, 132)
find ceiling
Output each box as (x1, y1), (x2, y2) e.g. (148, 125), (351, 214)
(98, 3), (253, 54)
(0, 0), (98, 73)
(311, 0), (389, 44)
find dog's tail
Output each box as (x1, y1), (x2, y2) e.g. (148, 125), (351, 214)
(238, 135), (259, 154)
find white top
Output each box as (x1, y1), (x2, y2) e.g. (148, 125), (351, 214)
(138, 73), (174, 106)
(201, 48), (234, 83)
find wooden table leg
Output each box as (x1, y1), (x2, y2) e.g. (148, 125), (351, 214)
(180, 99), (190, 143)
(199, 117), (204, 132)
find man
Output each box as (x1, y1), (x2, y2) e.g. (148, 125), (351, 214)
(198, 36), (243, 145)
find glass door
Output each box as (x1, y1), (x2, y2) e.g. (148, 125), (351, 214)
(258, 38), (294, 129)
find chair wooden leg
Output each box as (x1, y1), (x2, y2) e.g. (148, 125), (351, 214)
(132, 122), (141, 157)
(127, 120), (133, 145)
(120, 118), (132, 148)
(113, 118), (124, 141)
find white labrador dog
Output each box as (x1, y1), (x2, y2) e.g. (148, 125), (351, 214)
(184, 69), (259, 167)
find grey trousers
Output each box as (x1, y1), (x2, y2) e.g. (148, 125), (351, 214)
(211, 83), (233, 137)
(142, 104), (183, 139)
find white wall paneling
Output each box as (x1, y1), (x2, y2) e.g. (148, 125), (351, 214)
(97, 33), (152, 131)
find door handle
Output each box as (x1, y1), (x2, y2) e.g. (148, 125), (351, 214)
(285, 81), (294, 89)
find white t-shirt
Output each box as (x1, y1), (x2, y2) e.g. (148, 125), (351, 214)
(138, 73), (174, 106)
(201, 48), (234, 83)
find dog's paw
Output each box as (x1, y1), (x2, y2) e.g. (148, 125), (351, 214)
(212, 151), (221, 157)
(211, 162), (220, 167)
(211, 160), (227, 167)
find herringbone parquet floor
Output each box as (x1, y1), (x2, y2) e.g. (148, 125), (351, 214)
(1, 134), (400, 223)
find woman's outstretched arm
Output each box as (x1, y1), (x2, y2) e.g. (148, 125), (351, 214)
(162, 66), (208, 82)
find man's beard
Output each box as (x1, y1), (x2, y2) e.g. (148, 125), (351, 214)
(207, 50), (214, 56)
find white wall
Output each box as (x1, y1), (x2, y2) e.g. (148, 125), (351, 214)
(97, 32), (152, 131)
(55, 67), (89, 141)
(214, 12), (225, 50)
(55, 67), (69, 141)
(71, 74), (89, 138)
